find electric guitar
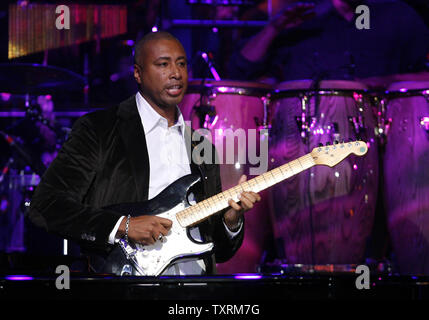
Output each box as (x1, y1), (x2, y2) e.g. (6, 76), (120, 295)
(103, 140), (368, 276)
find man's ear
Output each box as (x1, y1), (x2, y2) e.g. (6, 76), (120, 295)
(134, 64), (142, 84)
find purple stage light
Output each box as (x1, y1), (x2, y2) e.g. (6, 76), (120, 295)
(5, 275), (34, 281)
(0, 199), (8, 211)
(110, 74), (120, 82)
(210, 115), (219, 128)
(420, 117), (429, 131)
(234, 274), (263, 280)
(0, 92), (11, 101)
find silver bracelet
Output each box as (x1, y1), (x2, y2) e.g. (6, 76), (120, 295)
(124, 214), (131, 247)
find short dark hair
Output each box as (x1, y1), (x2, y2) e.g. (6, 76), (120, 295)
(133, 31), (182, 65)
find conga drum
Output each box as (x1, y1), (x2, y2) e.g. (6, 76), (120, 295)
(383, 81), (429, 275)
(179, 79), (272, 273)
(268, 80), (379, 265)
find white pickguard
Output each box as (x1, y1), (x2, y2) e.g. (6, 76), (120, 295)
(126, 202), (214, 276)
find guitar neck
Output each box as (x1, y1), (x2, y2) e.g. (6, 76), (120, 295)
(176, 153), (315, 227)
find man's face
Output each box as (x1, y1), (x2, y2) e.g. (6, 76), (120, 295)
(134, 38), (188, 110)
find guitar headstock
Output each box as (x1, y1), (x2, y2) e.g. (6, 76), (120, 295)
(310, 140), (368, 167)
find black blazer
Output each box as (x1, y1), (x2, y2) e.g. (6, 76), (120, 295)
(28, 95), (244, 273)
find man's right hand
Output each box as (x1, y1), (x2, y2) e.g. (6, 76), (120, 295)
(270, 2), (316, 31)
(117, 215), (173, 245)
(240, 2), (316, 63)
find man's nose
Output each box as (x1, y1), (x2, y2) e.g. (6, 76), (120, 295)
(170, 64), (182, 79)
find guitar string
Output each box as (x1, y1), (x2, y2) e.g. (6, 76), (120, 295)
(177, 153), (316, 226)
(178, 142), (361, 225)
(178, 153), (316, 225)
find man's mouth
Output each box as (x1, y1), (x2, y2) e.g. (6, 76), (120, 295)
(165, 84), (184, 96)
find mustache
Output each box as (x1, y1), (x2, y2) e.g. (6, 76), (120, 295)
(165, 82), (184, 89)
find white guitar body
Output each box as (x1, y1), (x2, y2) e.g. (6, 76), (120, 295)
(119, 203), (214, 276)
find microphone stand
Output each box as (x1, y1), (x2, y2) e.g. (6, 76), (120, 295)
(0, 131), (46, 177)
(200, 52), (221, 81)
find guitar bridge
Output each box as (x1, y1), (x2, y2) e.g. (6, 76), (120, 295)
(118, 239), (146, 276)
(119, 239), (137, 260)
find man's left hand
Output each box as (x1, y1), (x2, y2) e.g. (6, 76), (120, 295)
(223, 175), (261, 231)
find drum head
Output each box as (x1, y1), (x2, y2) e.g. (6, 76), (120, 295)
(274, 80), (368, 92)
(186, 79), (272, 96)
(387, 81), (429, 91)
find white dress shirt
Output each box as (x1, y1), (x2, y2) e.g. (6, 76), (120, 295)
(108, 92), (242, 275)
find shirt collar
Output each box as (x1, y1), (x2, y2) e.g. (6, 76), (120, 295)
(135, 92), (186, 136)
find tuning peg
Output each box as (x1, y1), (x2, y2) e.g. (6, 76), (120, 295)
(334, 140), (339, 144)
(318, 143), (324, 147)
(325, 141), (331, 146)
